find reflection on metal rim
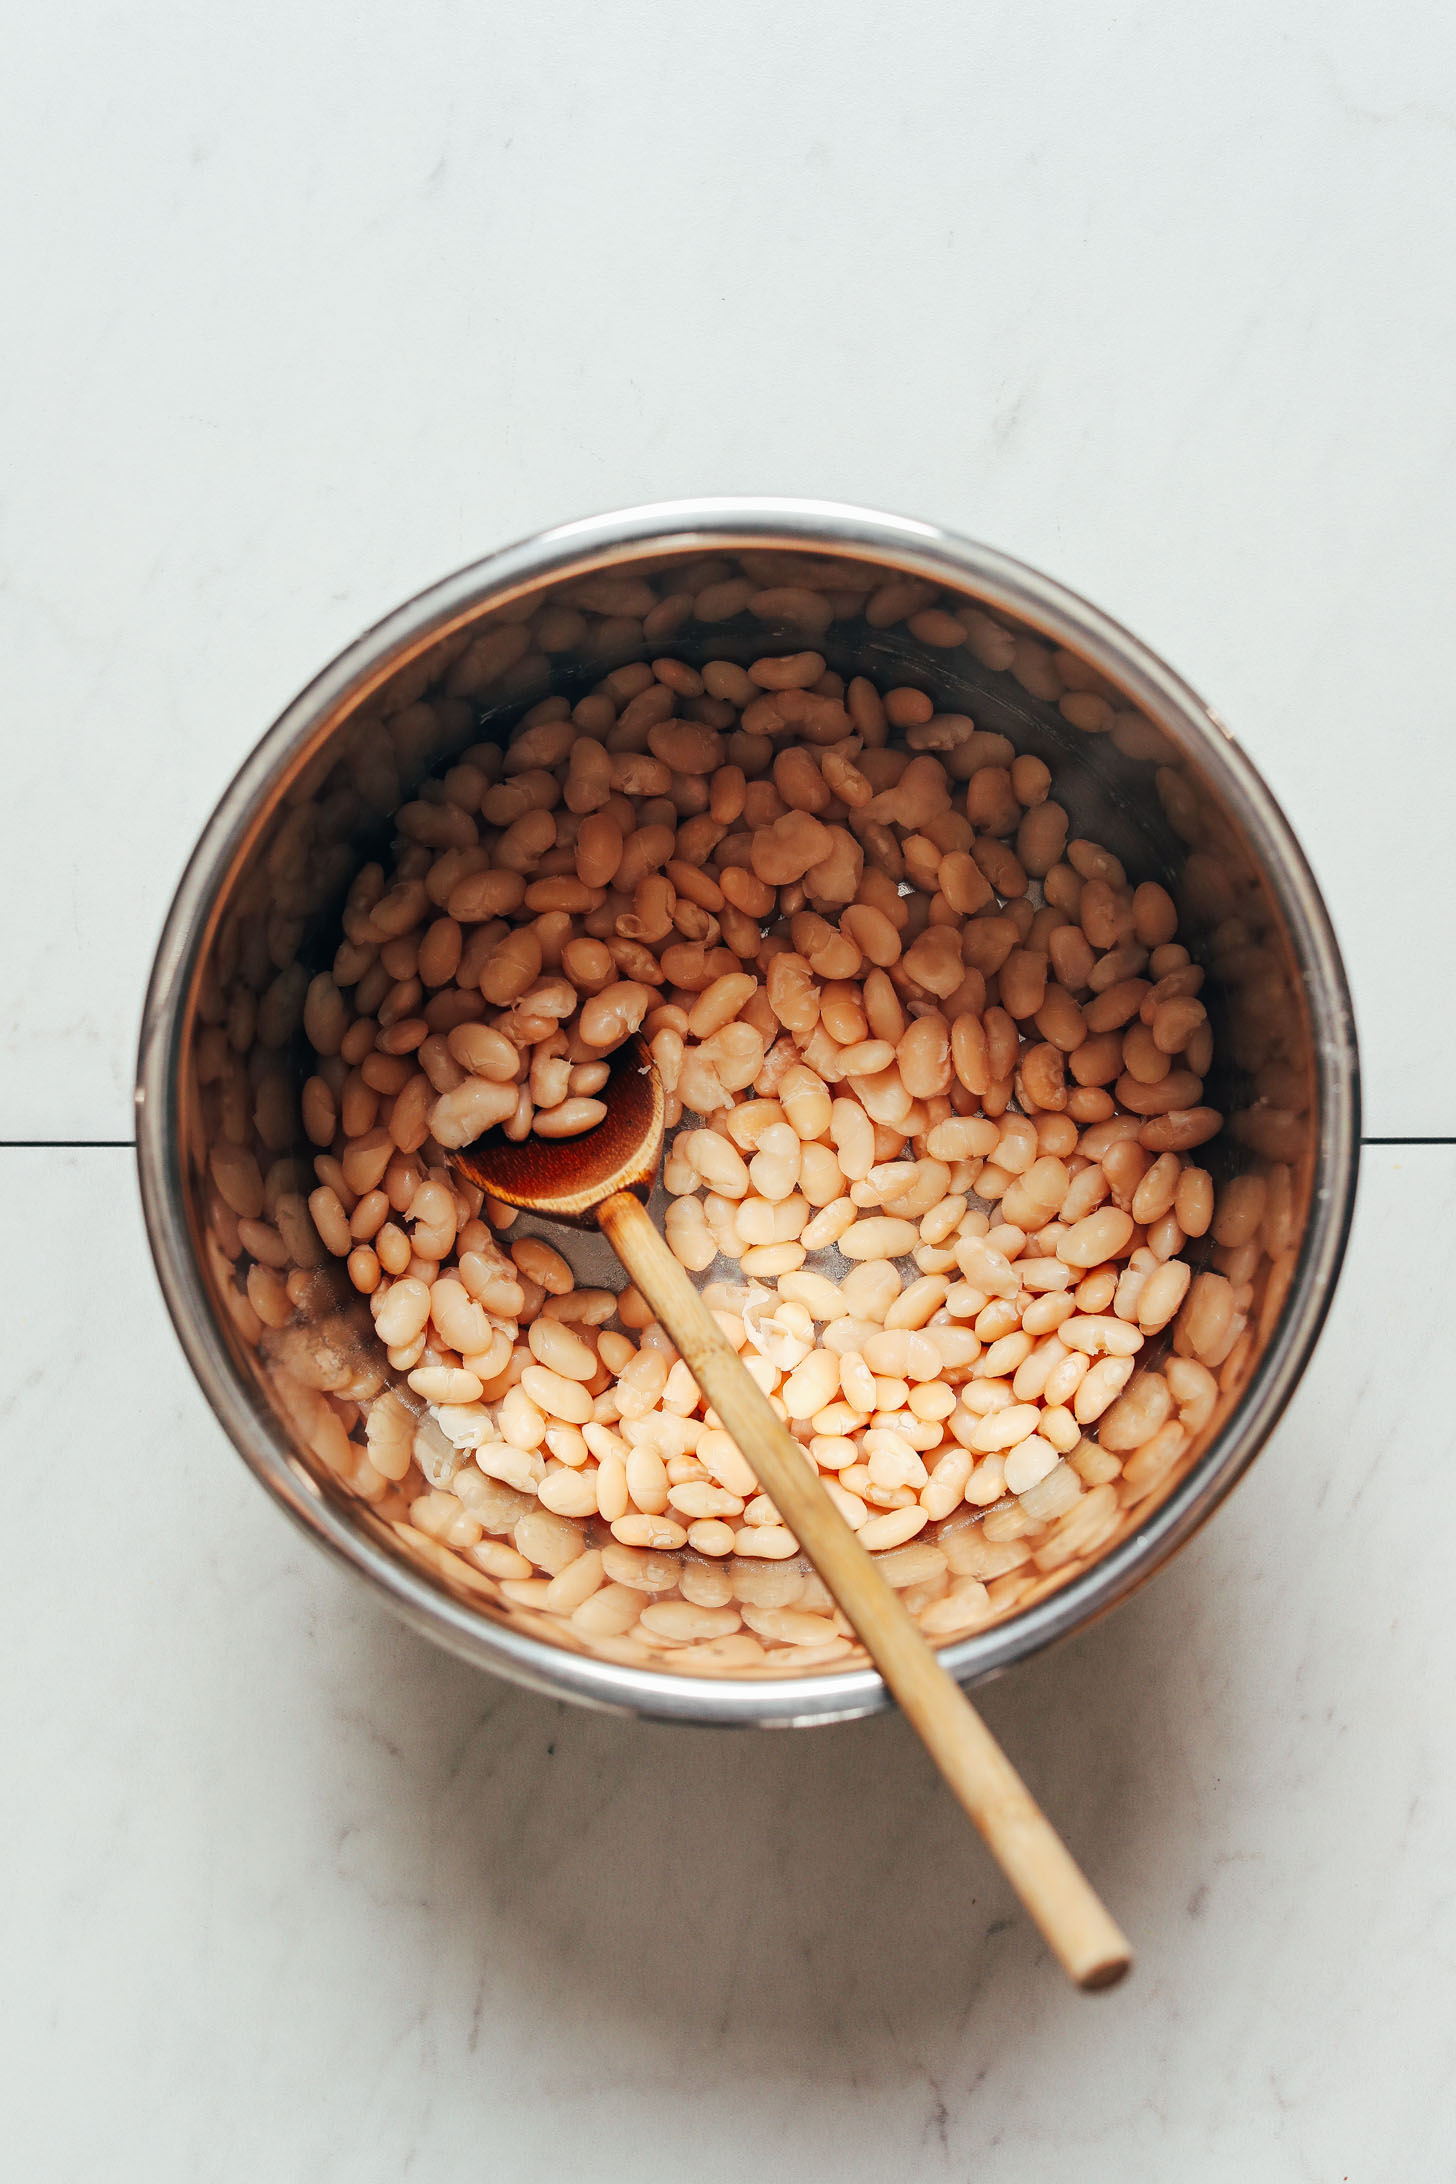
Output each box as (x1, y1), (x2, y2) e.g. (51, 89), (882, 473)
(136, 500), (1360, 1726)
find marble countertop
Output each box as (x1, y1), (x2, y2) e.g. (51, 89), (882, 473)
(3, 5), (1454, 2177)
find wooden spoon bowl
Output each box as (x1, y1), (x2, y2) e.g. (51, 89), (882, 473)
(452, 1035), (665, 1227)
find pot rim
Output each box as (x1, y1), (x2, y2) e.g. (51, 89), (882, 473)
(136, 498), (1360, 1725)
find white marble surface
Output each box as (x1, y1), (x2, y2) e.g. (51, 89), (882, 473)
(2, 2), (1455, 1134)
(4, 6), (1455, 2176)
(2, 1146), (1452, 2179)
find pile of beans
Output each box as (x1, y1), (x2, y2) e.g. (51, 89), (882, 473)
(225, 641), (1280, 1669)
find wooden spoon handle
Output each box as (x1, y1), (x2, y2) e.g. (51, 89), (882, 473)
(597, 1190), (1131, 1992)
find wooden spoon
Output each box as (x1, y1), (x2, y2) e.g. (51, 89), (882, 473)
(450, 1037), (1131, 1990)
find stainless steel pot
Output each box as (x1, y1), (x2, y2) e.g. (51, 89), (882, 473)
(136, 500), (1359, 1725)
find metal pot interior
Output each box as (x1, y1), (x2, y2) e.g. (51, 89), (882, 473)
(138, 506), (1358, 1723)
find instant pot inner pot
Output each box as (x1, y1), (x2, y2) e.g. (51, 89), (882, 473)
(176, 537), (1325, 1691)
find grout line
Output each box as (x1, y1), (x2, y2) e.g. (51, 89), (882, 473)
(0, 1135), (1453, 1151)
